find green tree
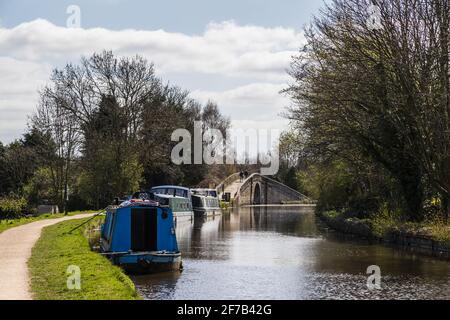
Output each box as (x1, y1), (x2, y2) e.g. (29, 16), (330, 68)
(80, 95), (143, 208)
(286, 0), (450, 221)
(27, 51), (231, 210)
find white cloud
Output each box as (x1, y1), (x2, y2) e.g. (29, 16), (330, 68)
(0, 19), (303, 80)
(0, 19), (303, 143)
(0, 57), (51, 142)
(190, 83), (289, 122)
(191, 83), (290, 154)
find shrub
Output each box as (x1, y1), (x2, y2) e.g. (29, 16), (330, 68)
(370, 203), (402, 237)
(0, 196), (28, 218)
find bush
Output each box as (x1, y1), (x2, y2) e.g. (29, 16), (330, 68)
(0, 196), (28, 218)
(370, 203), (403, 237)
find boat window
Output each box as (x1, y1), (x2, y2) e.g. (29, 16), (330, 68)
(155, 195), (169, 206)
(158, 188), (169, 195)
(175, 189), (187, 198)
(208, 191), (217, 197)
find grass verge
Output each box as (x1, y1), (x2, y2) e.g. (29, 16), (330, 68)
(321, 209), (450, 244)
(0, 210), (97, 234)
(28, 217), (140, 300)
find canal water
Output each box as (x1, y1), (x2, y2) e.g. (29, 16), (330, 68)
(132, 206), (450, 300)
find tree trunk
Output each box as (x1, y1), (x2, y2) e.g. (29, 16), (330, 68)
(398, 171), (425, 222)
(62, 156), (70, 215)
(63, 183), (68, 215)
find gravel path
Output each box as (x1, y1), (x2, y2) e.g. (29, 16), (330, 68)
(0, 213), (97, 300)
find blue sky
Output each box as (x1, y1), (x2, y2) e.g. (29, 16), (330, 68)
(0, 0), (325, 145)
(0, 0), (324, 32)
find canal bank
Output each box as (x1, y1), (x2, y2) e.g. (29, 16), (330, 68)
(318, 210), (450, 260)
(28, 217), (140, 300)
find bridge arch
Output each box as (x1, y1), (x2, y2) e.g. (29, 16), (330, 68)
(217, 172), (313, 206)
(253, 182), (262, 205)
(238, 173), (311, 206)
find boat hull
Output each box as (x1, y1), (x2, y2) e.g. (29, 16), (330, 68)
(112, 252), (182, 274)
(193, 208), (222, 218)
(173, 211), (194, 222)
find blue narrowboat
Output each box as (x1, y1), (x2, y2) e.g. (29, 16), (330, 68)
(100, 199), (182, 274)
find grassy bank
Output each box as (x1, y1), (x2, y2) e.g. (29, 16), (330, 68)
(319, 210), (450, 258)
(0, 210), (97, 234)
(320, 210), (450, 244)
(28, 217), (140, 300)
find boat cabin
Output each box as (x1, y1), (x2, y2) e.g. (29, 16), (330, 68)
(100, 201), (181, 273)
(151, 186), (194, 222)
(151, 186), (191, 199)
(191, 188), (221, 218)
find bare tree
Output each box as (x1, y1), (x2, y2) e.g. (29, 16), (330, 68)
(32, 88), (80, 213)
(30, 51), (231, 208)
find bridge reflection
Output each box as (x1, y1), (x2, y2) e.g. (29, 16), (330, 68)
(176, 205), (318, 261)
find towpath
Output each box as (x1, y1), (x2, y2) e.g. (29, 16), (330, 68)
(0, 213), (97, 300)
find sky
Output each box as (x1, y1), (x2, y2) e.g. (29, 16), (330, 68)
(0, 0), (325, 144)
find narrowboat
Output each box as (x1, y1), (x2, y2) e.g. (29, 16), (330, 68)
(150, 186), (194, 223)
(100, 199), (182, 274)
(191, 188), (221, 218)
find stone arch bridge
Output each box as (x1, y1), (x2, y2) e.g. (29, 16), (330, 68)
(216, 173), (311, 206)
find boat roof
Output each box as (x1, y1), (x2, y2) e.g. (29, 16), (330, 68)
(191, 188), (216, 192)
(151, 185), (190, 191)
(154, 194), (189, 200)
(119, 199), (160, 208)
